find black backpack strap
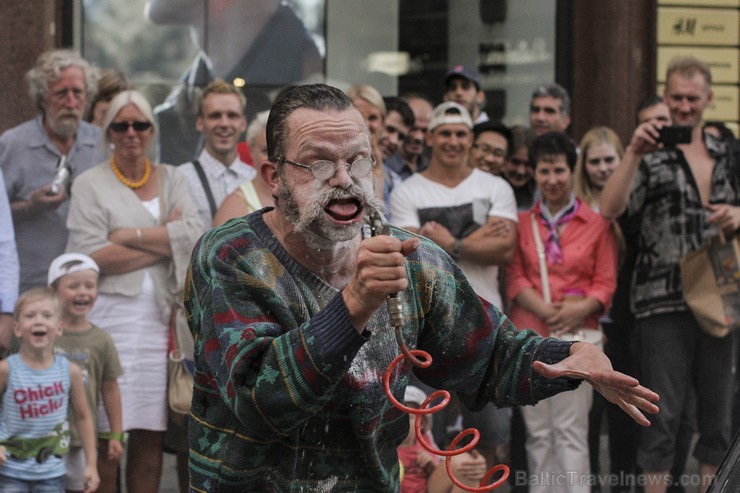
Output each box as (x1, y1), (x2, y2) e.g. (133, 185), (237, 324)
(191, 159), (217, 218)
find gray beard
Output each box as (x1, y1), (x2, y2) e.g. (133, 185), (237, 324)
(47, 112), (81, 138)
(278, 181), (384, 251)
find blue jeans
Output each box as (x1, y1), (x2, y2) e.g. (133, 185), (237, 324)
(635, 312), (735, 471)
(0, 474), (64, 493)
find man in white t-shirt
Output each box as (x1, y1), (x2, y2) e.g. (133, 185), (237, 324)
(390, 101), (518, 464)
(390, 101), (517, 310)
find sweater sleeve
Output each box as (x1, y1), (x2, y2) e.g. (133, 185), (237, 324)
(403, 233), (580, 410)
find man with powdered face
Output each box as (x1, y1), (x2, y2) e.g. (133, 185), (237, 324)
(184, 83), (660, 492)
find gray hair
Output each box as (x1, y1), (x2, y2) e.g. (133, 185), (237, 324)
(531, 83), (571, 117)
(26, 49), (100, 114)
(266, 84), (357, 162)
(101, 90), (157, 151)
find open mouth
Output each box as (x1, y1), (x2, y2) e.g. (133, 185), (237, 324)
(73, 299), (90, 309)
(324, 197), (364, 223)
(31, 330), (47, 337)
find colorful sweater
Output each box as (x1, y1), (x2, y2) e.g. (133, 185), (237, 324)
(185, 209), (578, 492)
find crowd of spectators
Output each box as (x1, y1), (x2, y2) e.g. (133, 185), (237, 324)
(0, 47), (737, 493)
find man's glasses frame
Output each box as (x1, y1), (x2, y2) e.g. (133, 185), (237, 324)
(473, 143), (507, 159)
(277, 157), (375, 180)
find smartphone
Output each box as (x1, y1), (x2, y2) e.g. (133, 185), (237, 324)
(658, 125), (692, 145)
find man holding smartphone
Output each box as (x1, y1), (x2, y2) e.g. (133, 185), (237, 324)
(601, 56), (739, 493)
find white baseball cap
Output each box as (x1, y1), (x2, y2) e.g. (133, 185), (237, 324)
(48, 253), (100, 286)
(428, 101), (474, 132)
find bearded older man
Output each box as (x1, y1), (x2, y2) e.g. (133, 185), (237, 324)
(0, 49), (103, 293)
(184, 83), (659, 492)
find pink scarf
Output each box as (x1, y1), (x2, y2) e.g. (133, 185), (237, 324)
(538, 195), (579, 264)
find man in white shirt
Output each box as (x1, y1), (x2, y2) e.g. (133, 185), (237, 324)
(177, 79), (255, 230)
(390, 101), (517, 311)
(390, 101), (519, 465)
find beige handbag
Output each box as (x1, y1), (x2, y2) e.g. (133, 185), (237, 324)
(168, 305), (194, 416)
(158, 166), (195, 416)
(680, 231), (740, 338)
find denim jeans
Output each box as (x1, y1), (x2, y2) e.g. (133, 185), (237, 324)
(0, 474), (64, 493)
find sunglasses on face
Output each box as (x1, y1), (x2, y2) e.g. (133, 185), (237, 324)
(109, 121), (153, 133)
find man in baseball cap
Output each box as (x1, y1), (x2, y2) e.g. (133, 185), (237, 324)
(391, 100), (517, 312)
(427, 101), (474, 132)
(443, 65), (488, 124)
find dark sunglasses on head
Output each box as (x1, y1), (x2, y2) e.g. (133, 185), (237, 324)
(109, 121), (153, 133)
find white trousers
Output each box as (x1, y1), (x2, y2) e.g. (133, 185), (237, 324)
(521, 331), (601, 493)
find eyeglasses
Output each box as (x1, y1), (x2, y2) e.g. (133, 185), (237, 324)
(473, 144), (507, 159)
(109, 121), (153, 133)
(278, 157), (375, 180)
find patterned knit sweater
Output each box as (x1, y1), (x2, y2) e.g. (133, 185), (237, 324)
(184, 209), (577, 492)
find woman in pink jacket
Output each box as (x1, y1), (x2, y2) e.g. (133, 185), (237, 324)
(505, 132), (617, 493)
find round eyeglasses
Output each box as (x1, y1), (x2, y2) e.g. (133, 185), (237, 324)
(278, 157), (375, 180)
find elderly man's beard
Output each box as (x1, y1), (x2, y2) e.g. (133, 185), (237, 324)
(47, 109), (82, 138)
(278, 181), (385, 250)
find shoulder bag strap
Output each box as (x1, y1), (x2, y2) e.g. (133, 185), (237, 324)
(192, 159), (217, 218)
(531, 213), (551, 304)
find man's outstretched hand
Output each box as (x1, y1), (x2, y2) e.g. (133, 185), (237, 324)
(533, 342), (660, 427)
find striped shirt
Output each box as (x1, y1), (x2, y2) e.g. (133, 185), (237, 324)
(0, 354), (70, 480)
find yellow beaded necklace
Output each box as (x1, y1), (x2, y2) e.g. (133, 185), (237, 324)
(111, 156), (151, 189)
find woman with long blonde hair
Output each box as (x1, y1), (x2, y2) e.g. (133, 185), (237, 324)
(574, 127), (624, 211)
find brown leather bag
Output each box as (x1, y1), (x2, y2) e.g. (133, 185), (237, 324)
(680, 231), (740, 338)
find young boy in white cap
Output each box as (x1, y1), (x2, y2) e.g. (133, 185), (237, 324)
(48, 253), (123, 493)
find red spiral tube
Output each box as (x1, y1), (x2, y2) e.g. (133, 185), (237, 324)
(385, 327), (510, 492)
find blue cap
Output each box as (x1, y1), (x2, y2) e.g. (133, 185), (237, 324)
(445, 65), (481, 91)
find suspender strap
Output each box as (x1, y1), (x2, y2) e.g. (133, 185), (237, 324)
(192, 159), (217, 218)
